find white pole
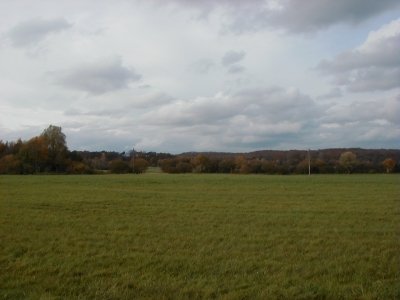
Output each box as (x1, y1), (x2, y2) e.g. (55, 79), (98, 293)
(132, 147), (135, 173)
(308, 149), (311, 176)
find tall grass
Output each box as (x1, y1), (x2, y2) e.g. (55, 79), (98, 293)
(0, 174), (399, 299)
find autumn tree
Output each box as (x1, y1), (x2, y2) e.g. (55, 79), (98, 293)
(339, 151), (357, 174)
(91, 152), (109, 170)
(159, 157), (193, 173)
(296, 159), (310, 174)
(159, 158), (176, 173)
(247, 159), (263, 173)
(0, 140), (6, 157)
(109, 159), (130, 173)
(132, 158), (149, 174)
(8, 139), (23, 155)
(66, 161), (92, 174)
(218, 158), (235, 173)
(41, 125), (68, 172)
(18, 136), (48, 173)
(192, 154), (211, 173)
(0, 154), (21, 174)
(176, 161), (193, 173)
(382, 158), (396, 173)
(314, 159), (330, 173)
(234, 155), (250, 174)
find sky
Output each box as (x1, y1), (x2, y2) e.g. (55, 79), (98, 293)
(0, 0), (399, 153)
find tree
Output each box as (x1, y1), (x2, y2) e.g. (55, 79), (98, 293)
(339, 151), (357, 174)
(0, 154), (21, 174)
(218, 158), (235, 173)
(260, 160), (277, 174)
(248, 159), (262, 173)
(109, 159), (130, 173)
(18, 136), (48, 173)
(66, 161), (92, 174)
(314, 159), (330, 173)
(159, 157), (193, 173)
(8, 139), (23, 155)
(92, 152), (109, 170)
(296, 159), (309, 174)
(132, 158), (149, 174)
(234, 155), (250, 174)
(176, 161), (193, 173)
(41, 125), (68, 172)
(382, 158), (396, 173)
(0, 140), (6, 158)
(192, 154), (210, 173)
(159, 158), (176, 173)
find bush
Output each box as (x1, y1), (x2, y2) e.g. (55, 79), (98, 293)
(133, 158), (149, 174)
(66, 161), (93, 174)
(0, 155), (22, 174)
(109, 160), (131, 174)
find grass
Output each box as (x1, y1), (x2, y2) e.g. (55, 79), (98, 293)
(0, 174), (399, 299)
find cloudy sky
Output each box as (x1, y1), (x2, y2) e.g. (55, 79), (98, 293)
(1, 0), (399, 153)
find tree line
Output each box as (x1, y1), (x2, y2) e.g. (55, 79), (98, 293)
(0, 125), (398, 174)
(160, 150), (398, 174)
(0, 125), (171, 174)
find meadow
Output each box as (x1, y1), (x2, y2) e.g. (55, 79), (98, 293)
(0, 174), (399, 299)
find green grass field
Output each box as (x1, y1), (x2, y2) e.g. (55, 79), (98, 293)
(0, 174), (399, 299)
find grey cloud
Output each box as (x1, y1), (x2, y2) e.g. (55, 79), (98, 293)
(309, 95), (400, 149)
(322, 94), (400, 125)
(189, 59), (215, 74)
(384, 94), (400, 124)
(134, 87), (397, 151)
(141, 86), (320, 128)
(221, 50), (245, 74)
(153, 0), (400, 33)
(268, 0), (400, 33)
(64, 108), (82, 116)
(317, 88), (343, 100)
(64, 93), (174, 117)
(130, 92), (175, 109)
(317, 19), (400, 92)
(346, 68), (400, 92)
(317, 121), (400, 149)
(8, 18), (71, 47)
(57, 58), (141, 94)
(318, 36), (400, 72)
(221, 50), (245, 66)
(65, 125), (137, 152)
(227, 65), (245, 74)
(235, 87), (319, 122)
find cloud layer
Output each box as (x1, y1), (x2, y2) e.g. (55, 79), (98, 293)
(0, 1), (399, 153)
